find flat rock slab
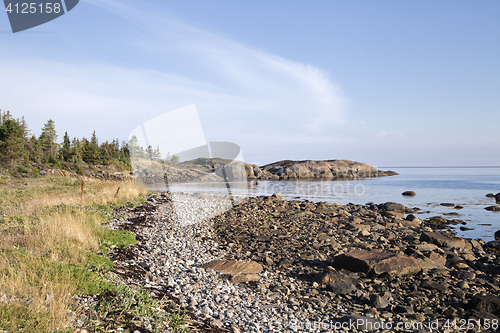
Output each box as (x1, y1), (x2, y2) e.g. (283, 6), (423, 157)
(420, 231), (471, 250)
(333, 249), (421, 276)
(201, 259), (263, 275)
(485, 205), (500, 211)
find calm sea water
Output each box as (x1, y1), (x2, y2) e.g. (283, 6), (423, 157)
(149, 167), (500, 241)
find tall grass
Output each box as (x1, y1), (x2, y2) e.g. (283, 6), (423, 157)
(0, 175), (149, 332)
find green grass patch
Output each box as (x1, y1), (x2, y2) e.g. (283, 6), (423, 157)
(97, 228), (136, 249)
(0, 304), (56, 333)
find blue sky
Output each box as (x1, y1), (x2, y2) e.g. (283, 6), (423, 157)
(1, 0), (499, 167)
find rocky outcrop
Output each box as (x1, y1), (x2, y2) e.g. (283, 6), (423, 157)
(249, 159), (397, 181)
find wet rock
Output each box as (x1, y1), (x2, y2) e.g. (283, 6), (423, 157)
(486, 193), (495, 198)
(333, 249), (421, 276)
(440, 203), (455, 207)
(483, 241), (500, 253)
(485, 206), (500, 211)
(495, 230), (500, 241)
(378, 202), (407, 212)
(496, 192), (500, 204)
(402, 191), (416, 196)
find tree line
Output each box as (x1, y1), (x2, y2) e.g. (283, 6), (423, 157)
(0, 110), (170, 172)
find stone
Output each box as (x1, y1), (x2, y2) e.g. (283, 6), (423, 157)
(485, 206), (500, 211)
(333, 249), (421, 276)
(486, 193), (494, 197)
(440, 203), (455, 207)
(420, 231), (471, 250)
(451, 270), (476, 280)
(201, 259), (263, 274)
(369, 294), (390, 309)
(315, 270), (357, 285)
(402, 191), (416, 196)
(394, 304), (414, 314)
(378, 202), (406, 212)
(220, 273), (260, 283)
(483, 241), (500, 253)
(467, 295), (500, 315)
(495, 230), (500, 241)
(496, 192), (500, 204)
(421, 280), (447, 292)
(326, 282), (356, 295)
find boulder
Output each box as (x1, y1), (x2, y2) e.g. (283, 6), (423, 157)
(420, 231), (471, 250)
(495, 230), (500, 241)
(378, 202), (407, 212)
(333, 249), (421, 276)
(467, 295), (500, 315)
(402, 191), (416, 196)
(496, 192), (500, 204)
(485, 206), (500, 212)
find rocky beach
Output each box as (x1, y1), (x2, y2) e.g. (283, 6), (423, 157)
(91, 190), (500, 333)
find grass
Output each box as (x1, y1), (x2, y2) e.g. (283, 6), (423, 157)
(0, 174), (168, 332)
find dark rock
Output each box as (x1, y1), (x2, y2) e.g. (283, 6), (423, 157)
(495, 230), (500, 241)
(486, 193), (495, 198)
(483, 241), (500, 253)
(421, 280), (448, 292)
(454, 205), (464, 209)
(378, 202), (406, 212)
(326, 282), (356, 295)
(451, 270), (476, 280)
(394, 304), (414, 314)
(402, 191), (416, 196)
(485, 206), (500, 211)
(440, 203), (455, 207)
(420, 231), (471, 250)
(496, 192), (500, 204)
(333, 249), (421, 276)
(467, 295), (500, 315)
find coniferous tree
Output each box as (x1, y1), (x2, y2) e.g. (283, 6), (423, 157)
(0, 116), (27, 166)
(39, 119), (58, 159)
(61, 131), (72, 161)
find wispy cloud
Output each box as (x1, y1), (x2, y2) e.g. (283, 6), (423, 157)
(0, 0), (346, 163)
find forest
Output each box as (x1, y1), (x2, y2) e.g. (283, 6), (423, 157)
(0, 110), (175, 174)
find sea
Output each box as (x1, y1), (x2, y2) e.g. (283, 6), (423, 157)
(147, 167), (500, 242)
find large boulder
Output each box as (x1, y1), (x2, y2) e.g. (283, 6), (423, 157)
(333, 249), (421, 276)
(495, 192), (500, 204)
(420, 231), (472, 250)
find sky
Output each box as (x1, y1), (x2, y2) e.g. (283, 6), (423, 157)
(0, 0), (499, 167)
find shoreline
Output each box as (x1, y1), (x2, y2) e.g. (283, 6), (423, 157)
(102, 192), (500, 332)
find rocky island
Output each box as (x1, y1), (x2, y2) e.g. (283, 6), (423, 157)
(133, 159), (398, 185)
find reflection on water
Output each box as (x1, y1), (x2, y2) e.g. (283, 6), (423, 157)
(146, 167), (500, 241)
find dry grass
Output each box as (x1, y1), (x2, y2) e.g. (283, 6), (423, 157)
(0, 175), (150, 332)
